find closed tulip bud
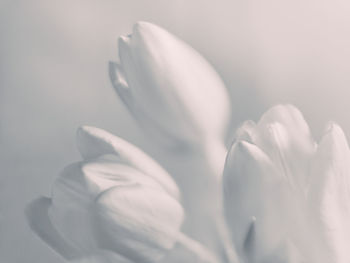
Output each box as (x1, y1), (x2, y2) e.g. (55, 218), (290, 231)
(26, 126), (184, 263)
(109, 22), (230, 149)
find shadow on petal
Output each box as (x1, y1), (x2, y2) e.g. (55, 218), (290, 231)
(25, 197), (83, 260)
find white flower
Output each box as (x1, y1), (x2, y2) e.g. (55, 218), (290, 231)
(109, 21), (230, 150)
(27, 22), (232, 263)
(26, 126), (184, 263)
(27, 20), (350, 263)
(109, 22), (234, 261)
(224, 104), (350, 263)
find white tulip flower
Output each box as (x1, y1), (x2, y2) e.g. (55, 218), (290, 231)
(224, 104), (350, 263)
(109, 21), (230, 151)
(26, 127), (219, 263)
(26, 19), (350, 263)
(109, 22), (235, 260)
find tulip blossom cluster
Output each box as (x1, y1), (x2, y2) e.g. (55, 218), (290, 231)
(26, 22), (350, 263)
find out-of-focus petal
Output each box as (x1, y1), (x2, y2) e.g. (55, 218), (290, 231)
(76, 126), (179, 199)
(223, 140), (300, 262)
(48, 163), (100, 254)
(109, 62), (133, 113)
(93, 185), (184, 263)
(242, 104), (316, 191)
(48, 153), (182, 262)
(49, 153), (175, 252)
(114, 21), (230, 148)
(235, 120), (256, 143)
(258, 105), (312, 140)
(308, 123), (350, 263)
(25, 197), (84, 260)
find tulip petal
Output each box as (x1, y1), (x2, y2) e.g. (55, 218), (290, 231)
(49, 155), (175, 253)
(49, 163), (99, 254)
(308, 123), (350, 263)
(223, 140), (299, 262)
(76, 126), (179, 199)
(80, 155), (164, 193)
(251, 104), (316, 191)
(258, 104), (312, 139)
(109, 58), (183, 148)
(25, 197), (84, 260)
(115, 22), (230, 146)
(93, 185), (184, 263)
(109, 61), (134, 112)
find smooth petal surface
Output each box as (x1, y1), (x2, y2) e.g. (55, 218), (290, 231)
(227, 105), (350, 262)
(308, 123), (350, 263)
(239, 104), (316, 191)
(76, 126), (179, 199)
(112, 21), (230, 147)
(25, 197), (84, 261)
(47, 152), (183, 263)
(109, 62), (133, 112)
(223, 140), (300, 262)
(93, 185), (184, 263)
(49, 162), (105, 254)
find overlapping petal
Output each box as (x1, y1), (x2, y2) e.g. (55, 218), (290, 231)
(94, 185), (184, 263)
(308, 123), (350, 263)
(225, 104), (350, 263)
(27, 126), (184, 263)
(223, 140), (300, 262)
(110, 21), (230, 148)
(236, 104), (316, 190)
(76, 126), (180, 199)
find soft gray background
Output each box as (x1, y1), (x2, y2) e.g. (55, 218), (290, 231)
(1, 0), (350, 262)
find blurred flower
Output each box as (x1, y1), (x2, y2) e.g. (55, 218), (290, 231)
(27, 19), (350, 263)
(27, 22), (233, 263)
(109, 22), (233, 259)
(26, 126), (184, 263)
(109, 21), (230, 150)
(224, 104), (350, 263)
(29, 104), (350, 263)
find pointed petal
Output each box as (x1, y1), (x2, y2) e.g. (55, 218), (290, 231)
(308, 123), (350, 263)
(109, 61), (135, 114)
(115, 22), (230, 146)
(258, 104), (312, 138)
(254, 104), (316, 190)
(93, 185), (184, 263)
(49, 155), (175, 253)
(25, 197), (83, 260)
(223, 140), (299, 261)
(76, 126), (180, 199)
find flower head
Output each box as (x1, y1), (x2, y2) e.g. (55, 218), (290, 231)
(224, 104), (350, 263)
(26, 126), (184, 263)
(110, 21), (230, 149)
(26, 20), (350, 263)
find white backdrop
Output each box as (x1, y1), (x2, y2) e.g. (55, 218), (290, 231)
(1, 0), (350, 262)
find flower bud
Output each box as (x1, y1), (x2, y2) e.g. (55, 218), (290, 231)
(110, 22), (230, 149)
(26, 127), (183, 263)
